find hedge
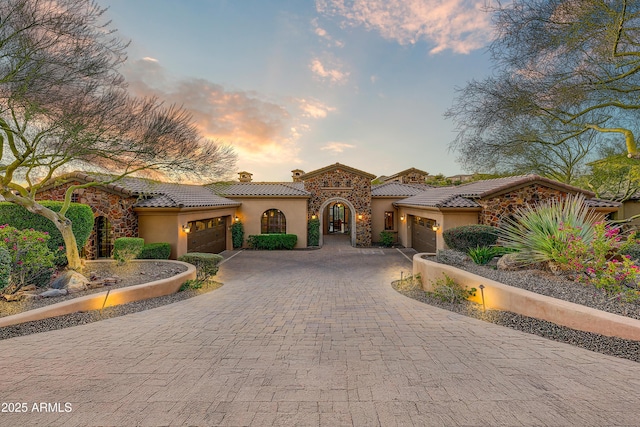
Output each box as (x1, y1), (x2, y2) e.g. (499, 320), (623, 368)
(442, 225), (498, 252)
(308, 218), (320, 246)
(247, 234), (297, 250)
(231, 221), (244, 249)
(113, 237), (144, 264)
(137, 242), (172, 259)
(178, 252), (223, 281)
(0, 201), (94, 265)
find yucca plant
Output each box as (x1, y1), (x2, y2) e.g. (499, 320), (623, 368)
(498, 194), (600, 265)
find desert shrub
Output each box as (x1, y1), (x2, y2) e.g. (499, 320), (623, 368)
(178, 252), (223, 282)
(231, 221), (244, 249)
(307, 218), (320, 246)
(0, 201), (94, 265)
(0, 246), (10, 292)
(619, 243), (640, 263)
(179, 278), (204, 291)
(247, 234), (297, 250)
(137, 242), (171, 259)
(468, 246), (497, 265)
(379, 231), (394, 247)
(443, 225), (498, 252)
(430, 273), (476, 303)
(498, 194), (600, 265)
(113, 237), (144, 264)
(0, 225), (55, 291)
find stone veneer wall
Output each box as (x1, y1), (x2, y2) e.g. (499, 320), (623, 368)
(400, 172), (427, 184)
(37, 182), (139, 259)
(304, 169), (372, 246)
(479, 185), (568, 227)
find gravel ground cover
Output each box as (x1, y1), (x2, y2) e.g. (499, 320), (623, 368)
(0, 261), (222, 341)
(392, 250), (640, 363)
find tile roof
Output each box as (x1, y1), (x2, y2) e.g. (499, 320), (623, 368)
(382, 167), (429, 181)
(208, 182), (310, 197)
(371, 182), (433, 197)
(395, 175), (605, 209)
(41, 172), (240, 209)
(300, 163), (377, 180)
(583, 198), (621, 208)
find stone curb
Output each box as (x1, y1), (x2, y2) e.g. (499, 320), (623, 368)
(0, 260), (196, 328)
(413, 254), (640, 341)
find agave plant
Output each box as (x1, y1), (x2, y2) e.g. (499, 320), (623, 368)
(498, 194), (600, 265)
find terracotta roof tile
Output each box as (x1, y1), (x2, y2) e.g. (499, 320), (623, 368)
(371, 182), (432, 197)
(208, 182), (310, 197)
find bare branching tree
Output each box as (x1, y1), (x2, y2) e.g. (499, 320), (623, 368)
(0, 0), (236, 269)
(446, 0), (640, 179)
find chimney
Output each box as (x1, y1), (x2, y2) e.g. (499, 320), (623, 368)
(291, 169), (305, 182)
(238, 171), (253, 182)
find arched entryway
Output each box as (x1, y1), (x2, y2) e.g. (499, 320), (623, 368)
(318, 198), (356, 246)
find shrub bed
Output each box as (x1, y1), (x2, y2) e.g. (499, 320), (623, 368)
(113, 237), (144, 264)
(0, 201), (93, 265)
(178, 252), (223, 281)
(443, 225), (498, 252)
(137, 242), (171, 260)
(247, 234), (297, 250)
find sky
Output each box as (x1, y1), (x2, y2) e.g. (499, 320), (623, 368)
(96, 0), (494, 182)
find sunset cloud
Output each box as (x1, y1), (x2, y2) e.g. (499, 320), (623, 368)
(123, 59), (301, 165)
(310, 58), (349, 84)
(298, 98), (336, 118)
(315, 0), (492, 54)
(321, 142), (356, 153)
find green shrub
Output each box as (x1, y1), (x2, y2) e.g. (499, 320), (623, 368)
(443, 225), (498, 252)
(0, 225), (55, 291)
(178, 252), (223, 282)
(231, 221), (244, 249)
(308, 218), (320, 246)
(430, 273), (476, 303)
(179, 278), (204, 291)
(619, 243), (640, 263)
(137, 242), (171, 259)
(379, 231), (394, 247)
(468, 246), (497, 265)
(498, 194), (599, 265)
(0, 202), (94, 265)
(0, 246), (11, 292)
(247, 234), (297, 250)
(113, 237), (144, 264)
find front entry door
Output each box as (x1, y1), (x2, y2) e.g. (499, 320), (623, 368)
(328, 203), (350, 233)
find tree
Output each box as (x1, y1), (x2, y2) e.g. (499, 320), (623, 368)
(578, 147), (640, 202)
(0, 0), (236, 269)
(447, 0), (640, 175)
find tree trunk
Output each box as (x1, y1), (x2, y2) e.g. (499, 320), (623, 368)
(0, 192), (83, 270)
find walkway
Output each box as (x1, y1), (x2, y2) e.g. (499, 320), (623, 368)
(1, 245), (640, 426)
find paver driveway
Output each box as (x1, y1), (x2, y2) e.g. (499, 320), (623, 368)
(1, 239), (640, 426)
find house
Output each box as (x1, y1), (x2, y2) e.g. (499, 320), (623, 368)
(35, 164), (620, 259)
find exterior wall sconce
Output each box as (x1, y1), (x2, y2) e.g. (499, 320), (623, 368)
(311, 214), (317, 220)
(182, 223), (191, 233)
(358, 214), (363, 220)
(234, 216), (240, 222)
(400, 215), (405, 221)
(432, 223), (440, 232)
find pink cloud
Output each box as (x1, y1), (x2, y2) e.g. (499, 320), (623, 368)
(316, 0), (492, 54)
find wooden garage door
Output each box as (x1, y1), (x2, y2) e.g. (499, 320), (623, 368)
(187, 217), (226, 253)
(411, 216), (436, 253)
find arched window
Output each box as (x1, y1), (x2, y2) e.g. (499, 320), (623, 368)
(261, 209), (286, 234)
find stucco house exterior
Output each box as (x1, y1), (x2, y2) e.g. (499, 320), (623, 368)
(36, 164), (619, 259)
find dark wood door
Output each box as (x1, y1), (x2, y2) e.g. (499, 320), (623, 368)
(187, 217), (226, 253)
(411, 216), (436, 253)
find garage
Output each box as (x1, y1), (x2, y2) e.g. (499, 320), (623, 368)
(411, 216), (436, 253)
(187, 217), (227, 253)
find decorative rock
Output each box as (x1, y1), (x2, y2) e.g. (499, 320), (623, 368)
(39, 288), (68, 298)
(86, 281), (105, 290)
(21, 285), (37, 292)
(49, 270), (89, 293)
(103, 277), (118, 285)
(497, 253), (523, 271)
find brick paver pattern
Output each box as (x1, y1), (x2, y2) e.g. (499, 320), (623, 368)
(1, 236), (640, 426)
